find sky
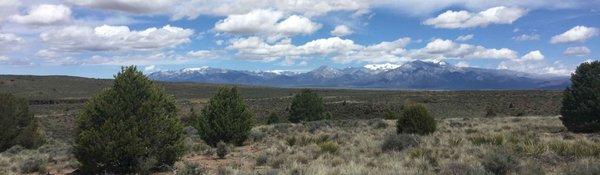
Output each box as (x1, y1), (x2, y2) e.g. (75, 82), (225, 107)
(0, 0), (599, 78)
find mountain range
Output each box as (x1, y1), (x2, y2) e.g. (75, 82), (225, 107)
(148, 61), (570, 90)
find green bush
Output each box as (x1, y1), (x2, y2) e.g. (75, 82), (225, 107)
(560, 60), (600, 133)
(216, 141), (228, 159)
(288, 89), (324, 123)
(192, 87), (254, 146)
(74, 66), (185, 174)
(381, 134), (419, 152)
(0, 93), (43, 152)
(396, 104), (436, 135)
(266, 112), (281, 124)
(481, 149), (519, 175)
(383, 109), (397, 120)
(318, 141), (339, 154)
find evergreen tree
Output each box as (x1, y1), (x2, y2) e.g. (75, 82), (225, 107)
(74, 66), (185, 174)
(288, 89), (325, 123)
(192, 87), (254, 147)
(560, 61), (600, 133)
(0, 93), (42, 151)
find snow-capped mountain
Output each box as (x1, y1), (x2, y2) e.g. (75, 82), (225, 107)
(148, 61), (570, 90)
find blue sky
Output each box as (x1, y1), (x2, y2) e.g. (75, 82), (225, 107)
(0, 0), (599, 78)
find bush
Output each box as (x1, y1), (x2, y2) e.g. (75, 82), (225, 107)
(318, 141), (339, 154)
(216, 141), (228, 159)
(267, 112), (281, 124)
(481, 149), (519, 175)
(176, 161), (206, 175)
(440, 162), (488, 175)
(396, 104), (436, 135)
(74, 66), (185, 174)
(192, 87), (254, 147)
(560, 60), (600, 133)
(288, 89), (324, 123)
(383, 109), (397, 119)
(0, 93), (43, 151)
(18, 155), (48, 174)
(381, 134), (419, 152)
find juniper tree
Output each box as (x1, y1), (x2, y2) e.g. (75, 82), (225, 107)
(74, 66), (185, 174)
(0, 93), (42, 151)
(560, 60), (600, 133)
(288, 89), (325, 123)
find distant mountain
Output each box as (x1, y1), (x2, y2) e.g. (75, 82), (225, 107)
(148, 61), (570, 90)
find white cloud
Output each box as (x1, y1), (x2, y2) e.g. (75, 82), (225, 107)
(512, 34), (540, 41)
(214, 9), (321, 38)
(144, 65), (156, 71)
(227, 36), (411, 63)
(10, 4), (72, 25)
(563, 46), (591, 56)
(412, 39), (518, 60)
(0, 0), (20, 22)
(186, 50), (219, 59)
(0, 33), (24, 51)
(550, 26), (599, 44)
(521, 50), (544, 61)
(331, 25), (353, 37)
(40, 25), (193, 52)
(456, 61), (469, 67)
(423, 6), (526, 29)
(456, 34), (474, 41)
(498, 59), (571, 75)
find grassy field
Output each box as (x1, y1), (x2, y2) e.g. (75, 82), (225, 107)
(2, 75), (596, 175)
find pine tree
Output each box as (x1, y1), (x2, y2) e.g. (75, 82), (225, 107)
(0, 93), (42, 151)
(288, 89), (325, 123)
(192, 87), (254, 147)
(74, 66), (185, 174)
(560, 61), (600, 133)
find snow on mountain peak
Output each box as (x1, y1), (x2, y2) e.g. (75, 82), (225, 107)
(364, 63), (401, 71)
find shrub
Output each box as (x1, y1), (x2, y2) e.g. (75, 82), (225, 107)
(192, 87), (254, 146)
(176, 161), (206, 175)
(481, 149), (519, 175)
(0, 93), (43, 151)
(439, 162), (488, 175)
(288, 89), (324, 123)
(383, 109), (397, 120)
(318, 141), (339, 154)
(560, 61), (600, 133)
(74, 66), (185, 174)
(396, 104), (436, 135)
(266, 112), (281, 124)
(381, 134), (419, 152)
(564, 160), (600, 175)
(216, 141), (228, 159)
(18, 155), (48, 174)
(256, 154), (268, 166)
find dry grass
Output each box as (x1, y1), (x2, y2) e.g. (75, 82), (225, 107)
(2, 116), (599, 175)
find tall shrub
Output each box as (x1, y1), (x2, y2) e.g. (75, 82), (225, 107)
(74, 66), (185, 174)
(288, 89), (324, 123)
(561, 61), (600, 133)
(0, 93), (42, 151)
(192, 87), (254, 147)
(397, 104), (436, 135)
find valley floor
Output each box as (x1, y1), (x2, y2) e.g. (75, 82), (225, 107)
(1, 116), (599, 174)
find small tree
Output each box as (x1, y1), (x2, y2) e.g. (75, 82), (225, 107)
(192, 87), (254, 147)
(266, 112), (281, 124)
(560, 61), (600, 133)
(383, 109), (397, 120)
(74, 66), (185, 174)
(0, 93), (42, 151)
(397, 104), (436, 135)
(288, 89), (324, 123)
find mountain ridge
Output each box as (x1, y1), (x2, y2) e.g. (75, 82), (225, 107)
(149, 61), (570, 90)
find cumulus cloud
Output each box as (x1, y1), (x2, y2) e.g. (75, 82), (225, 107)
(512, 34), (540, 41)
(456, 34), (474, 41)
(423, 6), (526, 29)
(521, 50), (544, 61)
(68, 0), (173, 14)
(40, 25), (193, 52)
(550, 26), (599, 44)
(9, 4), (72, 25)
(214, 9), (321, 38)
(0, 33), (24, 51)
(456, 61), (469, 67)
(331, 25), (353, 37)
(410, 39), (518, 60)
(186, 50), (219, 59)
(144, 65), (156, 71)
(498, 59), (570, 75)
(563, 46), (591, 56)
